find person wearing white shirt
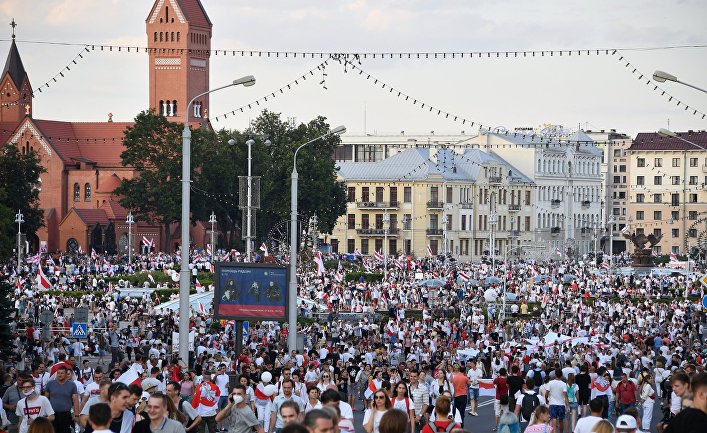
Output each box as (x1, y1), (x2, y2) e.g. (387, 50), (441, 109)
(16, 379), (55, 433)
(572, 398), (603, 433)
(544, 369), (569, 433)
(515, 378), (546, 425)
(213, 364), (230, 431)
(466, 361), (484, 416)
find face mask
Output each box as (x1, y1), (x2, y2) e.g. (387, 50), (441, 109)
(23, 389), (34, 397)
(231, 395), (244, 405)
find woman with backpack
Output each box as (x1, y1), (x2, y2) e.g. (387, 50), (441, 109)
(566, 373), (579, 433)
(390, 382), (415, 433)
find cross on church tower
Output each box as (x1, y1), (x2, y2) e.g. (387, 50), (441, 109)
(10, 18), (16, 38)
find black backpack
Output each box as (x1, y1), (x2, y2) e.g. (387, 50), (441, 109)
(532, 370), (543, 388)
(521, 392), (540, 421)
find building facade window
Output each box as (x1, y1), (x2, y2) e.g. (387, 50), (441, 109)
(672, 158), (680, 167)
(403, 187), (411, 203)
(73, 183), (80, 202)
(347, 239), (355, 254)
(637, 158), (645, 167)
(347, 214), (355, 230)
(347, 187), (355, 202)
(671, 176), (680, 185)
(654, 176), (662, 185)
(654, 211), (662, 220)
(637, 176), (644, 185)
(84, 183), (91, 201)
(653, 194), (662, 203)
(654, 158), (662, 167)
(636, 194), (644, 203)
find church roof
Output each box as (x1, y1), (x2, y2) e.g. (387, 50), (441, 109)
(178, 0), (212, 27)
(2, 39), (27, 88)
(73, 208), (111, 226)
(32, 119), (132, 166)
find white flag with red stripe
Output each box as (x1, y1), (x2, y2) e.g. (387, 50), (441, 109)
(195, 279), (204, 291)
(26, 253), (41, 265)
(670, 252), (678, 262)
(427, 245), (433, 257)
(36, 266), (52, 290)
(148, 272), (155, 285)
(334, 261), (344, 282)
(374, 250), (384, 262)
(458, 271), (470, 281)
(259, 243), (269, 257)
(91, 248), (98, 260)
(395, 257), (405, 270)
(206, 244), (213, 257)
(313, 251), (325, 276)
(555, 248), (561, 257)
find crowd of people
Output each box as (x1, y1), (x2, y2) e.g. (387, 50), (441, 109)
(0, 248), (706, 433)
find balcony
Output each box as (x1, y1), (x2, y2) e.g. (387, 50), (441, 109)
(426, 200), (445, 209)
(509, 230), (520, 237)
(551, 227), (561, 236)
(356, 201), (399, 209)
(581, 200), (591, 208)
(426, 228), (444, 236)
(508, 204), (521, 211)
(551, 199), (561, 208)
(356, 228), (399, 236)
(580, 227), (591, 236)
(489, 176), (502, 183)
(459, 201), (474, 209)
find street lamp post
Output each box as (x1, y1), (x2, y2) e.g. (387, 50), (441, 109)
(288, 125), (346, 352)
(179, 75), (255, 366)
(209, 212), (217, 263)
(489, 211), (497, 273)
(383, 211), (389, 282)
(15, 210), (23, 274)
(652, 70), (707, 94)
(126, 212), (134, 265)
(608, 215), (615, 279)
(246, 139), (254, 260)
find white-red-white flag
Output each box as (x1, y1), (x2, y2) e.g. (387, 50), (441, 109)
(334, 261), (344, 282)
(259, 243), (269, 257)
(313, 251), (325, 276)
(427, 245), (433, 257)
(374, 250), (384, 262)
(36, 266), (51, 290)
(670, 252), (678, 262)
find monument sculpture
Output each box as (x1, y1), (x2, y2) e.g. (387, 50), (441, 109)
(622, 231), (663, 267)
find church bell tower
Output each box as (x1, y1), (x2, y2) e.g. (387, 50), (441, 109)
(146, 0), (212, 122)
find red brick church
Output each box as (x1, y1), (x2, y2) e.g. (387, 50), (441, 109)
(0, 0), (215, 254)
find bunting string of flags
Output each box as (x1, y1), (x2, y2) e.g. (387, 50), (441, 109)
(213, 58), (331, 121)
(5, 38), (704, 58)
(0, 46), (91, 110)
(615, 50), (707, 119)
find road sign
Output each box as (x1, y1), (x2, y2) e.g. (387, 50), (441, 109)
(702, 295), (707, 310)
(700, 275), (707, 288)
(71, 323), (88, 338)
(39, 310), (54, 326)
(243, 321), (249, 334)
(73, 307), (89, 323)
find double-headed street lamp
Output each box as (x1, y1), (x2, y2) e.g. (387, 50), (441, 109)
(179, 75), (255, 365)
(652, 70), (707, 94)
(15, 210), (23, 274)
(288, 125), (346, 351)
(126, 212), (134, 265)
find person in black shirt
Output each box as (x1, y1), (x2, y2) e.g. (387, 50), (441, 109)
(506, 366), (524, 412)
(665, 372), (707, 433)
(575, 364), (592, 417)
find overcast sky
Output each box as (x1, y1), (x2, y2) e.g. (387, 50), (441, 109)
(2, 0), (706, 137)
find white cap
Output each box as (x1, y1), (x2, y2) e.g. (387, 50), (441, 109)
(615, 415), (637, 430)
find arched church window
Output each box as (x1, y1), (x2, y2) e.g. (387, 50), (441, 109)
(159, 100), (164, 116)
(84, 183), (91, 201)
(74, 183), (80, 202)
(172, 100), (178, 117)
(154, 32), (157, 42)
(165, 6), (169, 22)
(171, 32), (174, 42)
(177, 32), (180, 42)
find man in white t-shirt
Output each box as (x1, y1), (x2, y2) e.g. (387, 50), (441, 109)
(545, 369), (569, 433)
(573, 397), (603, 433)
(214, 364), (230, 431)
(466, 359), (484, 416)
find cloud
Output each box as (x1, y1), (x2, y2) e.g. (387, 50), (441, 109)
(46, 0), (94, 25)
(363, 8), (413, 31)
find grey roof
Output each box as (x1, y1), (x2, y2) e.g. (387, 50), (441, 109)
(484, 131), (603, 156)
(337, 147), (534, 184)
(2, 39), (26, 89)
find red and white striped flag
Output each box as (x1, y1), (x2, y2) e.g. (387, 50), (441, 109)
(259, 243), (269, 257)
(670, 252), (678, 262)
(374, 250), (384, 262)
(651, 249), (658, 257)
(531, 265), (539, 277)
(313, 251), (325, 276)
(555, 248), (561, 257)
(195, 279), (203, 291)
(26, 253), (41, 264)
(147, 272), (155, 285)
(458, 271), (470, 281)
(362, 257), (371, 271)
(198, 302), (207, 314)
(354, 249), (362, 257)
(602, 261), (610, 270)
(395, 257), (405, 269)
(364, 377), (377, 399)
(206, 244), (213, 257)
(36, 266), (52, 290)
(334, 261), (344, 282)
(77, 245), (84, 254)
(141, 236), (154, 248)
(427, 245), (433, 257)
(91, 248), (98, 260)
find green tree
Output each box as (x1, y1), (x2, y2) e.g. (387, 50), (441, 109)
(0, 275), (17, 361)
(0, 189), (14, 262)
(0, 144), (44, 258)
(115, 110), (212, 252)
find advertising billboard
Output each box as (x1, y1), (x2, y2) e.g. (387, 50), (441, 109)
(214, 263), (288, 321)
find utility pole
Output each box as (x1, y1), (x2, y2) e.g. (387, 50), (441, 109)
(383, 211), (389, 281)
(15, 210), (23, 275)
(126, 212), (134, 265)
(209, 212), (217, 262)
